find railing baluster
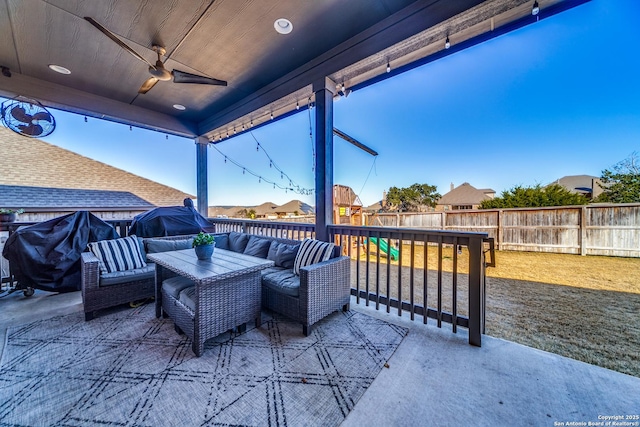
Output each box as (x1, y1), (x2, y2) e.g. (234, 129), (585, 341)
(437, 236), (443, 328)
(410, 235), (415, 321)
(397, 233), (402, 316)
(386, 235), (391, 314)
(452, 236), (458, 333)
(365, 233), (370, 306)
(423, 235), (428, 325)
(356, 230), (361, 305)
(375, 231), (381, 310)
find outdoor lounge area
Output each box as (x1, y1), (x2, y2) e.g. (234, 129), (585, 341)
(1, 0), (639, 425)
(0, 286), (638, 425)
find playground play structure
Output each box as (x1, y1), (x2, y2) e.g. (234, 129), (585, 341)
(367, 237), (399, 260)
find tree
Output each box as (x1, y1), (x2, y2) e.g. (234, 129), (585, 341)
(384, 183), (441, 212)
(594, 152), (640, 203)
(479, 184), (588, 209)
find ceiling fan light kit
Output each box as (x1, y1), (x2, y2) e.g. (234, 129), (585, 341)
(84, 17), (227, 95)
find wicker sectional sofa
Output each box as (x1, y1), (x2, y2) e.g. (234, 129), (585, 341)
(81, 235), (191, 320)
(160, 232), (351, 337)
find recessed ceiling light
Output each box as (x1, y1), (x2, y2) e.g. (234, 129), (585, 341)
(173, 104), (186, 110)
(48, 64), (71, 74)
(274, 18), (293, 34)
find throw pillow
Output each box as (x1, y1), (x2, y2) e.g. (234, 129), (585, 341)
(88, 235), (147, 274)
(293, 238), (334, 276)
(213, 233), (229, 250)
(228, 231), (250, 253)
(267, 241), (301, 269)
(146, 238), (194, 254)
(243, 236), (272, 258)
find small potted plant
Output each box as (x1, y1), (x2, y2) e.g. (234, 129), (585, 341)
(0, 208), (24, 223)
(192, 232), (215, 260)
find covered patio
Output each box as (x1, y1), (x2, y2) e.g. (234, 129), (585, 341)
(1, 288), (638, 425)
(2, 0), (639, 424)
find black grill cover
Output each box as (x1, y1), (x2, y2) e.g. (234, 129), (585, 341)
(2, 211), (118, 292)
(128, 206), (214, 238)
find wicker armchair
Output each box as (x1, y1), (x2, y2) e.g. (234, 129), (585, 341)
(81, 235), (188, 321)
(259, 237), (351, 336)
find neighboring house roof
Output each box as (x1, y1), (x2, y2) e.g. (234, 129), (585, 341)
(208, 200), (314, 217)
(549, 175), (602, 195)
(275, 200), (314, 215)
(253, 202), (279, 216)
(438, 183), (495, 206)
(0, 128), (194, 207)
(364, 201), (383, 212)
(0, 185), (155, 210)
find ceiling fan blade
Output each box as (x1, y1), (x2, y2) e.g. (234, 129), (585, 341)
(31, 111), (53, 122)
(18, 123), (43, 136)
(10, 106), (30, 123)
(138, 77), (160, 94)
(84, 17), (156, 70)
(172, 69), (227, 86)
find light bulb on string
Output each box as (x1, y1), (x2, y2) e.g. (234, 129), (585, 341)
(242, 168), (245, 175)
(269, 161), (272, 168)
(270, 112), (274, 120)
(386, 61), (390, 73)
(296, 101), (299, 110)
(242, 124), (245, 131)
(166, 135), (168, 140)
(129, 125), (132, 131)
(84, 116), (88, 123)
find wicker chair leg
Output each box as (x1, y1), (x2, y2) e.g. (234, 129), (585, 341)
(303, 324), (311, 336)
(85, 312), (95, 321)
(342, 303), (350, 312)
(237, 323), (247, 334)
(175, 324), (184, 335)
(255, 313), (261, 328)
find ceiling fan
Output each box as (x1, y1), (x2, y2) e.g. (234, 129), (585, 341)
(84, 17), (227, 94)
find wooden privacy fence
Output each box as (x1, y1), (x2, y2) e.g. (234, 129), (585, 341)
(369, 203), (640, 257)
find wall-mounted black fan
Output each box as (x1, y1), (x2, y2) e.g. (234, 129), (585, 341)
(1, 98), (56, 138)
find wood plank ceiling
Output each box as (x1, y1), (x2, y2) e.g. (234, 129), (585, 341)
(0, 0), (586, 140)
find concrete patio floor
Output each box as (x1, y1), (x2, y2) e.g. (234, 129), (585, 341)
(1, 289), (638, 426)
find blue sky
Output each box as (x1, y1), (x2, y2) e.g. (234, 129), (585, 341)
(25, 0), (640, 206)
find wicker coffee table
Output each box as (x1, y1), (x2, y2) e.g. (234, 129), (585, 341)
(148, 248), (274, 356)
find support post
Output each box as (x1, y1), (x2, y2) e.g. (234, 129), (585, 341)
(468, 235), (485, 347)
(313, 77), (336, 242)
(196, 137), (209, 217)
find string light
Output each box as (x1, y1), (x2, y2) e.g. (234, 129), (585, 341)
(166, 135), (168, 140)
(242, 124), (245, 131)
(386, 61), (390, 73)
(84, 116), (88, 122)
(270, 112), (274, 120)
(250, 119), (253, 127)
(209, 143), (313, 195)
(129, 125), (132, 131)
(296, 101), (300, 110)
(445, 36), (451, 49)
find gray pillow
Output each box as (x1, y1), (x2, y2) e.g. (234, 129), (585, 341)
(213, 233), (229, 250)
(243, 236), (271, 258)
(228, 231), (249, 253)
(267, 241), (300, 269)
(136, 236), (147, 262)
(146, 238), (194, 253)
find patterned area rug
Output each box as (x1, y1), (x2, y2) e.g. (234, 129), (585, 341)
(0, 304), (407, 426)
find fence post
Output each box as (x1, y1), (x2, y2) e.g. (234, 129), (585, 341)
(497, 210), (503, 251)
(468, 235), (485, 347)
(580, 206), (587, 256)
